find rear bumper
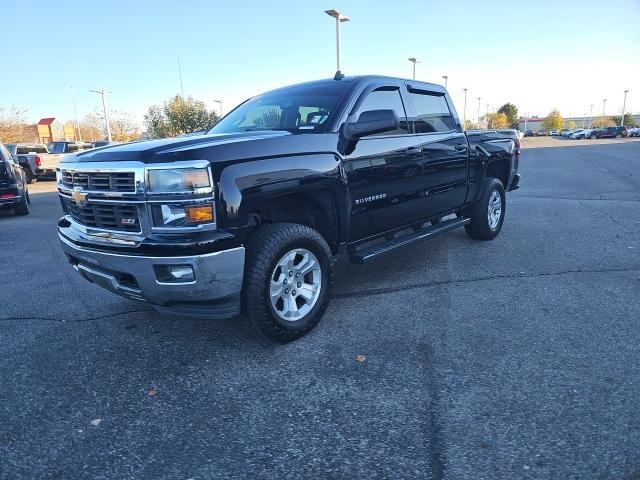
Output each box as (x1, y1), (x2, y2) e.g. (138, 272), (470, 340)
(0, 187), (21, 206)
(59, 233), (245, 319)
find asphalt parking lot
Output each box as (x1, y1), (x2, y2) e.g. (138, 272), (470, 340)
(1, 136), (639, 479)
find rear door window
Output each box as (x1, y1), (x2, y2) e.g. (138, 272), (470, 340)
(408, 90), (455, 133)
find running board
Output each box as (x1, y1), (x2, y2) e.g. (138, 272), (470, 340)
(348, 217), (470, 264)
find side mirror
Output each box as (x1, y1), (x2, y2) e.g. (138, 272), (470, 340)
(342, 109), (399, 142)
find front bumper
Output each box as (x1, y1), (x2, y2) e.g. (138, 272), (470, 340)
(59, 234), (245, 319)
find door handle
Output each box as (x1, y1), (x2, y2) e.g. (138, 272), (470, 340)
(454, 144), (467, 151)
(405, 147), (422, 154)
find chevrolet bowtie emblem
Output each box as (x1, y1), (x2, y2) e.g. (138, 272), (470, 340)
(71, 189), (87, 204)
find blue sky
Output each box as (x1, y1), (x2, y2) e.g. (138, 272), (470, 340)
(1, 0), (639, 125)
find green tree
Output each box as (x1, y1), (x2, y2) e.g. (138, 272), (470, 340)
(612, 113), (638, 127)
(542, 109), (564, 132)
(497, 103), (519, 128)
(144, 95), (219, 138)
(566, 120), (577, 129)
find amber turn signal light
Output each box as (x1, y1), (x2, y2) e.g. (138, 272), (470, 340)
(185, 204), (214, 223)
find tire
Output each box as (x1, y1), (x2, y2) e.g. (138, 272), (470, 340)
(23, 167), (36, 184)
(616, 133), (622, 138)
(14, 192), (30, 216)
(464, 177), (505, 240)
(242, 223), (334, 342)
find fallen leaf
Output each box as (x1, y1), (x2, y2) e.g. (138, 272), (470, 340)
(355, 354), (366, 363)
(90, 418), (102, 426)
(148, 387), (158, 396)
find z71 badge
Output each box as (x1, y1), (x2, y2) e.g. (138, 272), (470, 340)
(355, 193), (387, 205)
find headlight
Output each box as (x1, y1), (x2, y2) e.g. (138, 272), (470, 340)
(147, 168), (210, 193)
(152, 203), (214, 227)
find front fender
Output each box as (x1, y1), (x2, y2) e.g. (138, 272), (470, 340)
(217, 153), (349, 238)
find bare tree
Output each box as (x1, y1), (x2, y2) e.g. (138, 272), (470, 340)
(0, 107), (34, 143)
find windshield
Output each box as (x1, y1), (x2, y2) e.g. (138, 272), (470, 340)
(208, 82), (351, 135)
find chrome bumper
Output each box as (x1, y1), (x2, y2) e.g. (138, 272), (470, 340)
(59, 234), (245, 317)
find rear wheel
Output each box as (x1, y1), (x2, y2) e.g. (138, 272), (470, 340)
(242, 223), (334, 342)
(23, 166), (36, 184)
(14, 192), (30, 216)
(465, 177), (505, 240)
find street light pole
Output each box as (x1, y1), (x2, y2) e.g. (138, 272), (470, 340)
(408, 57), (420, 80)
(620, 90), (629, 126)
(325, 9), (350, 78)
(178, 57), (185, 97)
(463, 88), (468, 129)
(602, 98), (607, 118)
(442, 75), (448, 88)
(476, 97), (481, 123)
(589, 104), (594, 128)
(70, 85), (82, 142)
(213, 99), (223, 117)
(89, 89), (112, 142)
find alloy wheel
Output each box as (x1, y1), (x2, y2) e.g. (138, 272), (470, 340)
(269, 248), (322, 321)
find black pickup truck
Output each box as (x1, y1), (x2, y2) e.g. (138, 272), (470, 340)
(57, 75), (520, 341)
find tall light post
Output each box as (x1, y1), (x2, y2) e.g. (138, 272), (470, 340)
(589, 104), (594, 128)
(442, 75), (448, 88)
(177, 57), (185, 97)
(70, 85), (82, 142)
(620, 90), (629, 126)
(325, 9), (350, 78)
(213, 99), (223, 117)
(476, 97), (481, 123)
(602, 98), (607, 118)
(408, 57), (420, 80)
(524, 113), (529, 133)
(89, 89), (112, 142)
(462, 88), (468, 129)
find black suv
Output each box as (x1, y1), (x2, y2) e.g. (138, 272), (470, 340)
(591, 126), (628, 139)
(0, 143), (30, 215)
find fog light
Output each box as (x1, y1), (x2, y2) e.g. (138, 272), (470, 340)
(154, 265), (195, 283)
(185, 204), (213, 223)
(168, 266), (194, 280)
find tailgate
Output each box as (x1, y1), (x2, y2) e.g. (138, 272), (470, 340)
(40, 154), (61, 170)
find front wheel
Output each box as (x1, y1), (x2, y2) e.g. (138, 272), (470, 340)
(242, 223), (334, 342)
(465, 177), (505, 240)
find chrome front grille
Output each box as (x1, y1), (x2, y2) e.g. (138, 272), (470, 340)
(61, 170), (135, 192)
(62, 196), (141, 232)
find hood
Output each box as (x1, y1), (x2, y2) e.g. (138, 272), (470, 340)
(62, 131), (339, 165)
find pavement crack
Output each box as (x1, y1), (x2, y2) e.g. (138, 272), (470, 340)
(335, 266), (640, 300)
(579, 200), (630, 229)
(0, 308), (153, 324)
